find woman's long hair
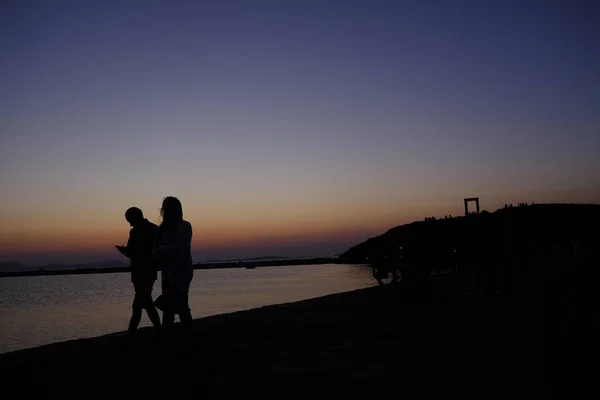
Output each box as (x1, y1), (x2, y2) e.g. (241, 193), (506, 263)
(160, 196), (183, 231)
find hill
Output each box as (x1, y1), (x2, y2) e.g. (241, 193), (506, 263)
(0, 261), (29, 272)
(340, 203), (600, 272)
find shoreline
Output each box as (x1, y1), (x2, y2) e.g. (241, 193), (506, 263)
(0, 257), (336, 278)
(0, 279), (562, 395)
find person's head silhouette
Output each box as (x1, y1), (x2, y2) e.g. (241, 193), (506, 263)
(125, 207), (144, 227)
(160, 196), (183, 230)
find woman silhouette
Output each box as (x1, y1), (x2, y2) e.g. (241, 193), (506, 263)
(153, 196), (194, 332)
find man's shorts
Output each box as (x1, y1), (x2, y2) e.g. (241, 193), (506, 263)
(132, 280), (155, 309)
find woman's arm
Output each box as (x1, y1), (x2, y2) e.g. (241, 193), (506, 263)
(153, 222), (192, 259)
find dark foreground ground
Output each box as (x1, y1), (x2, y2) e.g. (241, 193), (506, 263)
(0, 275), (595, 397)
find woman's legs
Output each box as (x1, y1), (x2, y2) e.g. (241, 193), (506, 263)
(162, 311), (175, 329)
(176, 292), (193, 330)
(160, 283), (176, 332)
(161, 292), (191, 333)
(162, 276), (192, 332)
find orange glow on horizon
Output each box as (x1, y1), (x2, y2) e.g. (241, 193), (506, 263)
(1, 199), (419, 255)
(0, 215), (407, 255)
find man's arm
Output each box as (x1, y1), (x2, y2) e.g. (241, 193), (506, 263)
(118, 230), (135, 258)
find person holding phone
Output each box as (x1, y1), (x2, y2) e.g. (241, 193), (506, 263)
(116, 207), (161, 335)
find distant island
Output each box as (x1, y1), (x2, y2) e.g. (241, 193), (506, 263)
(203, 255), (293, 263)
(0, 257), (335, 278)
(0, 260), (128, 273)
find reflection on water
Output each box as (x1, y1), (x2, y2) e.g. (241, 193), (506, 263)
(0, 264), (373, 354)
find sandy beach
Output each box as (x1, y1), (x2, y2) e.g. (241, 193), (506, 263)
(1, 273), (569, 397)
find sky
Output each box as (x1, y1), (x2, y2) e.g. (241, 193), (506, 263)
(1, 0), (599, 265)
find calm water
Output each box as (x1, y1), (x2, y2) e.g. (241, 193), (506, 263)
(0, 264), (374, 354)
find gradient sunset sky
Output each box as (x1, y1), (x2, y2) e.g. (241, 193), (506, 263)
(1, 0), (599, 265)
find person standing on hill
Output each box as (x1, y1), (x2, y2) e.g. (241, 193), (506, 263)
(152, 196), (194, 333)
(116, 207), (162, 335)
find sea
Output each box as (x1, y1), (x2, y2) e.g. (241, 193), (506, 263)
(0, 263), (375, 354)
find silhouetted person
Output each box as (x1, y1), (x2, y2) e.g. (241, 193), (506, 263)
(371, 246), (400, 285)
(372, 261), (389, 286)
(153, 196), (194, 333)
(116, 207), (161, 334)
(388, 245), (402, 283)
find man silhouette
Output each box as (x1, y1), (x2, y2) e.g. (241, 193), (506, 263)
(116, 207), (161, 334)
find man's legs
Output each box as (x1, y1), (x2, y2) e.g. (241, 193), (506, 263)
(145, 279), (161, 330)
(146, 305), (161, 329)
(132, 280), (161, 333)
(130, 281), (143, 334)
(129, 306), (143, 334)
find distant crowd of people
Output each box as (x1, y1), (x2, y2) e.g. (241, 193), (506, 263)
(116, 196), (194, 336)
